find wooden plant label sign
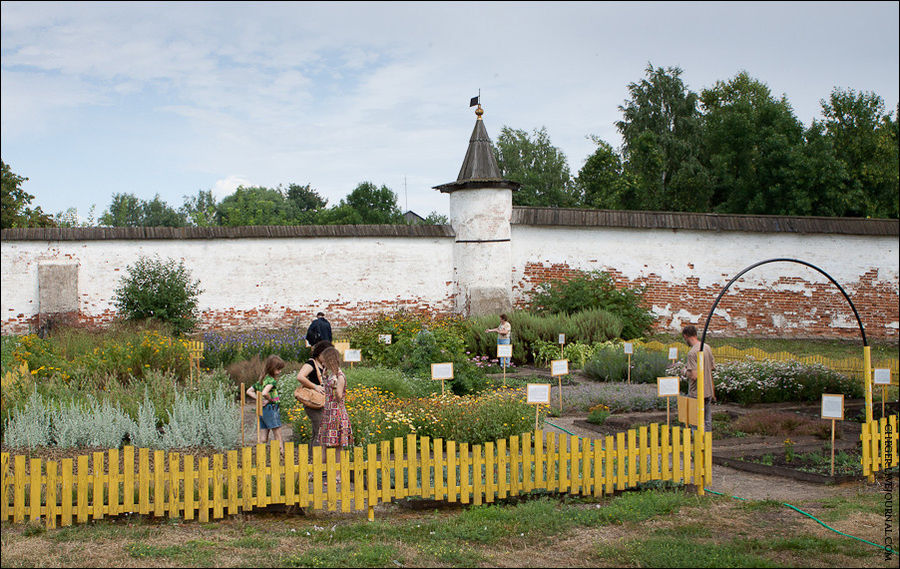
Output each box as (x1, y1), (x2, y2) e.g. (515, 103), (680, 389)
(431, 362), (454, 380)
(378, 334), (392, 345)
(668, 347), (678, 360)
(624, 342), (633, 354)
(343, 349), (362, 363)
(873, 368), (892, 386)
(551, 359), (569, 377)
(821, 394), (844, 420)
(657, 376), (680, 397)
(497, 343), (513, 359)
(558, 334), (566, 345)
(526, 383), (551, 404)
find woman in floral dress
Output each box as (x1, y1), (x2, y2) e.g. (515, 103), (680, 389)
(315, 347), (353, 479)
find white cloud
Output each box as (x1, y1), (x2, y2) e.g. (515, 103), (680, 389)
(212, 175), (254, 199)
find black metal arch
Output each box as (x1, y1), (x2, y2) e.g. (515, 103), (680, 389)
(700, 258), (868, 350)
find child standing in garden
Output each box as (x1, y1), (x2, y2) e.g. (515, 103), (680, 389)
(246, 354), (286, 455)
(315, 346), (353, 481)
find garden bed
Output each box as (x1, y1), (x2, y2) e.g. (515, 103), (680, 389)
(712, 450), (872, 485)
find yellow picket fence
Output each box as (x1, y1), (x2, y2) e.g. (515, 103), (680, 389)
(640, 340), (899, 383)
(861, 415), (899, 478)
(1, 425), (712, 529)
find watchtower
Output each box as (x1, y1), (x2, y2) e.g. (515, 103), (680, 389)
(434, 104), (520, 316)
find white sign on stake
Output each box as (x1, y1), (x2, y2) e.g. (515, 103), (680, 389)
(497, 343), (513, 359)
(873, 368), (892, 386)
(657, 376), (680, 397)
(431, 362), (454, 380)
(624, 342), (633, 354)
(378, 334), (392, 345)
(551, 359), (569, 376)
(668, 347), (678, 360)
(558, 334), (566, 345)
(527, 383), (551, 404)
(343, 349), (362, 363)
(821, 394), (844, 420)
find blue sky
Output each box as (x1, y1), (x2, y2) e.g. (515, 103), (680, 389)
(2, 1), (898, 222)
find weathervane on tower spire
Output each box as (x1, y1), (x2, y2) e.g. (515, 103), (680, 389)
(469, 89), (483, 120)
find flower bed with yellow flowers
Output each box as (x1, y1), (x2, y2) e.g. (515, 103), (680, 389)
(286, 385), (547, 449)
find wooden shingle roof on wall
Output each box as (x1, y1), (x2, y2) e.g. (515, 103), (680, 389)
(0, 224), (456, 241)
(511, 207), (899, 236)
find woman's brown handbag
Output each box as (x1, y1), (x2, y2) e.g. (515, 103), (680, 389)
(294, 386), (325, 409)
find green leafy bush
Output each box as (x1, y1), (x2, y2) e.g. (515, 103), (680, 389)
(528, 270), (653, 339)
(113, 255), (203, 335)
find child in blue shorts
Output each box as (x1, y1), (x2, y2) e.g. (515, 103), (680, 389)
(246, 354), (285, 454)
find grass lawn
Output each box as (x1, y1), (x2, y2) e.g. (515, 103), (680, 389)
(2, 485), (896, 568)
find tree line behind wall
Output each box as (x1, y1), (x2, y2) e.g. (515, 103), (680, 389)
(2, 64), (898, 229)
(497, 65), (898, 219)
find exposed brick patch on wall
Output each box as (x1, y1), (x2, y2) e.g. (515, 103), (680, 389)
(197, 297), (456, 332)
(513, 262), (899, 340)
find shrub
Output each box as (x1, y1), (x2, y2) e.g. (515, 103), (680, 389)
(461, 309), (623, 366)
(528, 270), (654, 339)
(113, 255), (203, 335)
(584, 344), (669, 383)
(2, 389), (52, 448)
(587, 404), (611, 425)
(344, 310), (466, 369)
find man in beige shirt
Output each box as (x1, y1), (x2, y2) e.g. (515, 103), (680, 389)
(683, 325), (716, 431)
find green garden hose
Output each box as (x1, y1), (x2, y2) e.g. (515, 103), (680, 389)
(704, 488), (896, 555)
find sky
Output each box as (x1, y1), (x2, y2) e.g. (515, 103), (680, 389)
(2, 1), (898, 222)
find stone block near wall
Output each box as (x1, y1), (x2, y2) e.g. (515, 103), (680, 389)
(37, 261), (80, 336)
(466, 285), (512, 317)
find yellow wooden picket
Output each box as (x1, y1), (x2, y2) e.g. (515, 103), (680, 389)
(1, 426), (713, 529)
(860, 416), (899, 477)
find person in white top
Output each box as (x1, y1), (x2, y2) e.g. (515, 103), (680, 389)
(485, 314), (512, 367)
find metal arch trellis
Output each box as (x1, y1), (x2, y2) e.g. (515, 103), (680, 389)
(699, 257), (869, 351)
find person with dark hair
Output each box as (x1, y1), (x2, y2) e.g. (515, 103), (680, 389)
(246, 354), (286, 454)
(682, 325), (716, 431)
(485, 313), (512, 367)
(296, 340), (334, 459)
(306, 312), (333, 346)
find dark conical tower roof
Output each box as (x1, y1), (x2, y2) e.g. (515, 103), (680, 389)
(434, 105), (520, 193)
(456, 118), (502, 181)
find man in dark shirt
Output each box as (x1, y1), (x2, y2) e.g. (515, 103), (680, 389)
(306, 312), (333, 345)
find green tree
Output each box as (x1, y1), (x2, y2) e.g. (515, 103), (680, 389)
(820, 88), (899, 218)
(700, 72), (811, 215)
(54, 205), (97, 227)
(141, 194), (186, 227)
(99, 193), (145, 227)
(616, 64), (711, 211)
(319, 181), (402, 224)
(493, 126), (577, 207)
(181, 190), (219, 227)
(216, 186), (292, 226)
(1, 160), (55, 229)
(113, 255), (203, 335)
(284, 183), (328, 224)
(575, 137), (637, 209)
